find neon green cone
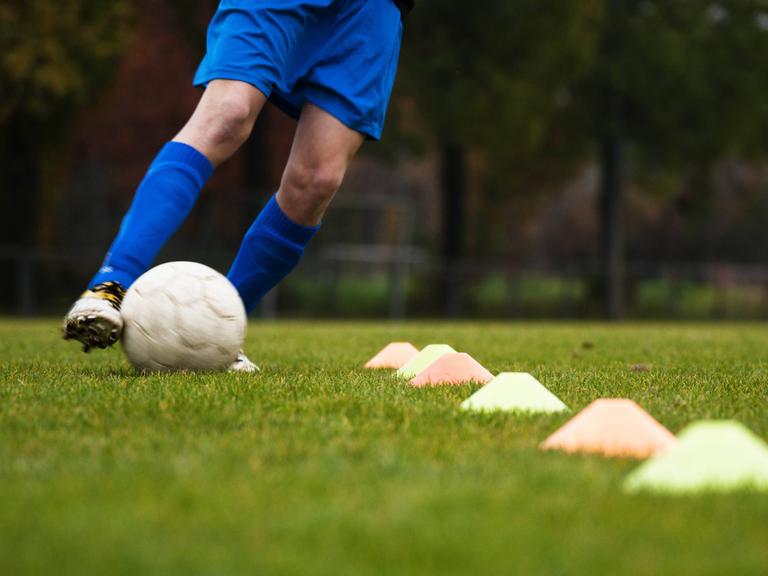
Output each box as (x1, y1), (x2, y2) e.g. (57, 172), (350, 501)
(624, 420), (768, 494)
(461, 372), (568, 414)
(396, 344), (456, 379)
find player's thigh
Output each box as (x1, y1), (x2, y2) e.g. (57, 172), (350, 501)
(175, 80), (267, 164)
(286, 103), (365, 178)
(277, 104), (364, 223)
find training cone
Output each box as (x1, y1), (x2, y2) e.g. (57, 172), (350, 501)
(410, 352), (493, 387)
(540, 399), (677, 459)
(461, 372), (568, 414)
(396, 344), (456, 379)
(624, 420), (768, 494)
(364, 342), (419, 369)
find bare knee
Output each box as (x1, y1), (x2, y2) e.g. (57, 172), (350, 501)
(203, 95), (256, 149)
(175, 81), (265, 165)
(284, 162), (345, 201)
(279, 162), (346, 225)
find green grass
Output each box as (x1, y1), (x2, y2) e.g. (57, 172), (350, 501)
(1, 320), (767, 575)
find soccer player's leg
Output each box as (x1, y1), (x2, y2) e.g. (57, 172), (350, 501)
(225, 0), (403, 314)
(174, 80), (267, 166)
(226, 103), (365, 312)
(64, 0), (324, 354)
(278, 103), (365, 226)
(64, 81), (266, 352)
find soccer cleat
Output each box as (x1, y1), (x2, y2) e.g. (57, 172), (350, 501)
(228, 350), (259, 373)
(63, 281), (126, 352)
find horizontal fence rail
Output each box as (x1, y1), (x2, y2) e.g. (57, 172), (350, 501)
(1, 246), (766, 319)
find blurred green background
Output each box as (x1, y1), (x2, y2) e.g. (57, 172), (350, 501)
(2, 0), (768, 319)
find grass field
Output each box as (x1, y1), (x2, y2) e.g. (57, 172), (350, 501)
(1, 320), (767, 575)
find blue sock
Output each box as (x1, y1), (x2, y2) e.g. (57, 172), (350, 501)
(89, 142), (213, 289)
(227, 195), (319, 313)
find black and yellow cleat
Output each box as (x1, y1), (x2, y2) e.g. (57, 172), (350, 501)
(63, 282), (126, 352)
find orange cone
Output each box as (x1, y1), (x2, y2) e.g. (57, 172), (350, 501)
(410, 353), (494, 387)
(540, 399), (677, 459)
(364, 342), (420, 369)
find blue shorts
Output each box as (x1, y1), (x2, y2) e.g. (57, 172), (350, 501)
(193, 0), (403, 140)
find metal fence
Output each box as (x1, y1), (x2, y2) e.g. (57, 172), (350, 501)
(2, 244), (767, 320)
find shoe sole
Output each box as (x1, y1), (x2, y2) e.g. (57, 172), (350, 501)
(63, 315), (121, 352)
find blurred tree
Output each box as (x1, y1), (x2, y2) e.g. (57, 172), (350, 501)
(592, 0), (768, 317)
(400, 0), (768, 318)
(0, 0), (133, 248)
(618, 1), (768, 164)
(400, 0), (604, 314)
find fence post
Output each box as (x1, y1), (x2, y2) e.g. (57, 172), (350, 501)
(17, 252), (34, 316)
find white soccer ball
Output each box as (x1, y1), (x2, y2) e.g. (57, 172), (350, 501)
(121, 261), (246, 372)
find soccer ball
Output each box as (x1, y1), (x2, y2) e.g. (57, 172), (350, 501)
(121, 261), (246, 372)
